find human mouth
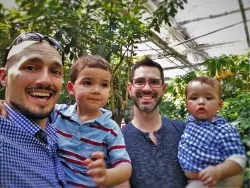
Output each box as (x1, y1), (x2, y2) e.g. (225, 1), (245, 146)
(136, 91), (156, 102)
(140, 95), (154, 99)
(138, 95), (155, 105)
(88, 98), (101, 101)
(197, 107), (206, 113)
(27, 90), (55, 100)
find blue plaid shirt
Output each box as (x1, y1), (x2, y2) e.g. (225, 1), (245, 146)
(178, 115), (246, 172)
(0, 103), (66, 187)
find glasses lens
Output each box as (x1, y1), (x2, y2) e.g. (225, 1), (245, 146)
(3, 32), (64, 66)
(149, 78), (162, 88)
(133, 78), (146, 88)
(132, 78), (162, 88)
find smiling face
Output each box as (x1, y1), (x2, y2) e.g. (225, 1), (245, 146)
(0, 41), (64, 127)
(186, 81), (223, 121)
(128, 66), (166, 113)
(67, 67), (111, 115)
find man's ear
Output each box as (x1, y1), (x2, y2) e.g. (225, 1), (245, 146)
(162, 83), (167, 92)
(127, 82), (132, 96)
(67, 81), (75, 97)
(0, 68), (7, 87)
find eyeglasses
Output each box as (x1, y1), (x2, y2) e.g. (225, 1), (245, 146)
(3, 32), (65, 66)
(132, 78), (163, 88)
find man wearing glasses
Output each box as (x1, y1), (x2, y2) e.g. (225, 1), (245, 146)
(121, 57), (187, 188)
(0, 32), (66, 187)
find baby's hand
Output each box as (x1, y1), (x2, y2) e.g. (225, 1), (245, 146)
(85, 151), (107, 187)
(198, 166), (222, 187)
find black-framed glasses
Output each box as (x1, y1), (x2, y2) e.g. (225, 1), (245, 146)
(3, 32), (65, 66)
(132, 78), (163, 88)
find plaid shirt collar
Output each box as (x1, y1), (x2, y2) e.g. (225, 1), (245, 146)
(4, 102), (57, 144)
(187, 114), (227, 126)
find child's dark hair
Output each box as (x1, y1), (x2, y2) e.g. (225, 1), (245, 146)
(186, 76), (222, 99)
(69, 55), (112, 83)
(130, 57), (164, 82)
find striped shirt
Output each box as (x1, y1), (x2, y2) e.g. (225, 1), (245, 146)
(51, 104), (131, 187)
(0, 103), (66, 188)
(178, 115), (246, 172)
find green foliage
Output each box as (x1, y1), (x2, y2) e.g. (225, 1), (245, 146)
(220, 91), (250, 136)
(161, 53), (250, 122)
(160, 71), (196, 119)
(206, 53), (250, 96)
(151, 0), (187, 32)
(0, 0), (187, 118)
(220, 90), (250, 187)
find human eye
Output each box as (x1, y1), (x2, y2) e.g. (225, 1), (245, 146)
(82, 80), (92, 86)
(133, 78), (146, 88)
(189, 96), (197, 100)
(150, 79), (161, 87)
(206, 96), (214, 100)
(24, 65), (37, 71)
(51, 68), (62, 76)
(134, 78), (145, 85)
(101, 82), (109, 88)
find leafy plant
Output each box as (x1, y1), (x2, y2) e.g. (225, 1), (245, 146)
(0, 0), (187, 120)
(160, 71), (196, 119)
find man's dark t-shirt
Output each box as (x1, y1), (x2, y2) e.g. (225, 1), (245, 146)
(122, 116), (187, 188)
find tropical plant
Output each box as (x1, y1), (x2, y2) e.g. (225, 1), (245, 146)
(0, 0), (187, 122)
(160, 71), (196, 119)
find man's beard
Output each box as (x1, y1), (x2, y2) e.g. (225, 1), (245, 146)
(131, 93), (163, 113)
(10, 101), (53, 120)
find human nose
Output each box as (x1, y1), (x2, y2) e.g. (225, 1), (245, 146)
(142, 81), (152, 90)
(198, 97), (205, 104)
(36, 69), (52, 85)
(92, 85), (101, 93)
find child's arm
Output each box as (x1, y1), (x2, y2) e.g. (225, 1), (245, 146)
(104, 163), (131, 186)
(199, 160), (243, 187)
(85, 151), (132, 187)
(114, 180), (131, 188)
